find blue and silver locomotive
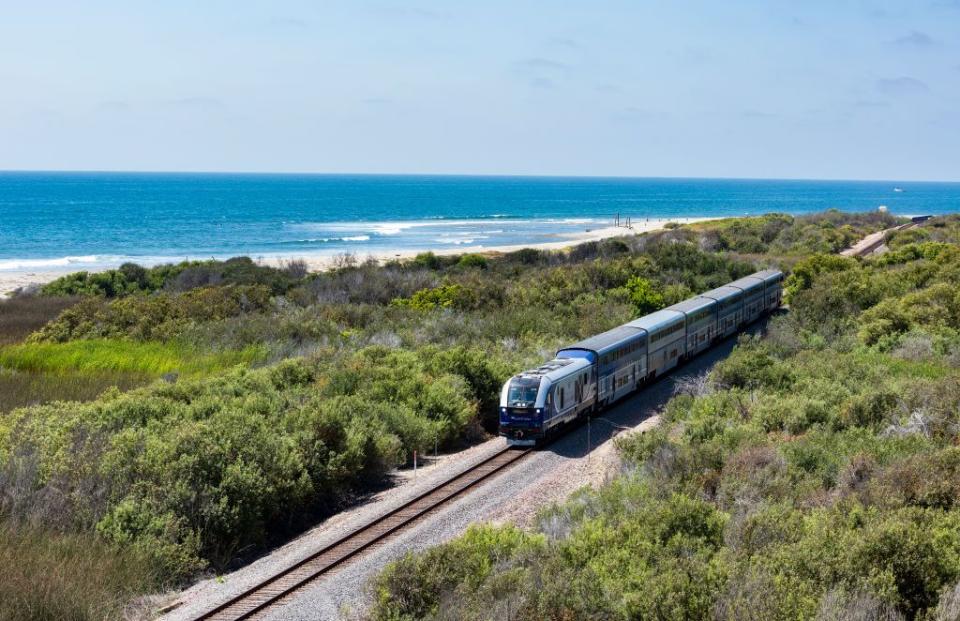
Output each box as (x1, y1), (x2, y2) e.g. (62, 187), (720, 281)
(499, 269), (784, 445)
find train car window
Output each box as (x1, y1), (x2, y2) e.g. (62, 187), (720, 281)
(560, 387), (565, 409)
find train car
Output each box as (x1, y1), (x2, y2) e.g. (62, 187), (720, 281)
(499, 356), (594, 445)
(499, 268), (785, 446)
(728, 274), (767, 325)
(699, 285), (743, 338)
(665, 296), (718, 358)
(556, 325), (647, 408)
(627, 310), (686, 378)
(753, 269), (784, 310)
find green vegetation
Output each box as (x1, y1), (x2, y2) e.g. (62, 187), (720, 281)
(369, 214), (960, 621)
(687, 210), (903, 255)
(0, 295), (79, 346)
(32, 284), (274, 342)
(39, 256), (306, 298)
(1, 348), (498, 581)
(0, 339), (265, 376)
(0, 525), (162, 621)
(0, 211), (918, 618)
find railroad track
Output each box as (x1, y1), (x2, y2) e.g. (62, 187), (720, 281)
(848, 221), (919, 258)
(191, 446), (531, 620)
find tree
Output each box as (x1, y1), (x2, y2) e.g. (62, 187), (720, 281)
(622, 276), (665, 315)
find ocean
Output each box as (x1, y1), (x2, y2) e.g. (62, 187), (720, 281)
(1, 172), (958, 272)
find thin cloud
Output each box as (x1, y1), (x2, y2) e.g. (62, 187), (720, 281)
(362, 97), (394, 105)
(854, 99), (890, 108)
(268, 17), (309, 30)
(515, 58), (570, 72)
(596, 83), (621, 93)
(513, 58), (570, 89)
(890, 31), (935, 47)
(373, 6), (449, 20)
(529, 77), (555, 89)
(98, 100), (131, 111)
(613, 107), (664, 123)
(876, 76), (929, 95)
(167, 97), (225, 109)
(547, 37), (579, 49)
(741, 109), (776, 119)
(679, 47), (712, 64)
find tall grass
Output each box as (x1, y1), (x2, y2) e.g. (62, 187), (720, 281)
(0, 369), (150, 413)
(0, 339), (267, 412)
(0, 339), (266, 376)
(0, 296), (79, 346)
(0, 524), (162, 621)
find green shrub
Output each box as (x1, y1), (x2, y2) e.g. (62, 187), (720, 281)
(0, 346), (483, 580)
(372, 525), (542, 620)
(40, 257), (305, 298)
(31, 285), (273, 342)
(390, 284), (476, 311)
(618, 275), (665, 315)
(457, 253), (489, 269)
(412, 252), (444, 270)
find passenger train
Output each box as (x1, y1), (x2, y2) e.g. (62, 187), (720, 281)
(499, 269), (784, 445)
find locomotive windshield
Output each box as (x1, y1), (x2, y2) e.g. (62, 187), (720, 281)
(507, 378), (540, 406)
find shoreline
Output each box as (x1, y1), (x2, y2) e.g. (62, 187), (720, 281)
(0, 217), (712, 297)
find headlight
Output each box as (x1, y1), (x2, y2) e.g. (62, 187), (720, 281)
(535, 408), (542, 414)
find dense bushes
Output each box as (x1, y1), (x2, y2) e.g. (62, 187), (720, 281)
(39, 262), (181, 298)
(40, 257), (306, 298)
(367, 216), (960, 621)
(689, 210), (901, 256)
(1, 210), (913, 617)
(372, 337), (960, 619)
(0, 346), (503, 580)
(390, 284), (477, 311)
(31, 285), (273, 342)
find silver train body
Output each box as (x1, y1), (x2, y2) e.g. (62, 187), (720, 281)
(499, 269), (784, 445)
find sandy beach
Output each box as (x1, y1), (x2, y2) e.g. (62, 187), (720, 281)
(0, 217), (712, 298)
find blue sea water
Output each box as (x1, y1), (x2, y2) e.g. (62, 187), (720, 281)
(1, 172), (958, 272)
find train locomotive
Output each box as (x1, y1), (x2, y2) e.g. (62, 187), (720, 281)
(499, 269), (784, 445)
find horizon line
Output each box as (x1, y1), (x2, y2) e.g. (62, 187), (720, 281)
(1, 168), (958, 185)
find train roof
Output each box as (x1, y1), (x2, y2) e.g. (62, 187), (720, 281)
(699, 285), (742, 302)
(515, 356), (592, 381)
(626, 309), (685, 333)
(665, 296), (716, 314)
(728, 275), (766, 292)
(750, 269), (784, 283)
(558, 325), (645, 355)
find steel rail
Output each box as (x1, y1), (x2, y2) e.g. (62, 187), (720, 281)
(191, 446), (531, 620)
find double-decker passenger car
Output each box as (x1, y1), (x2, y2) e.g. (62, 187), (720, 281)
(499, 268), (784, 445)
(555, 326), (647, 408)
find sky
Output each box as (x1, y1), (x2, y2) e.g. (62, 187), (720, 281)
(0, 1), (958, 180)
